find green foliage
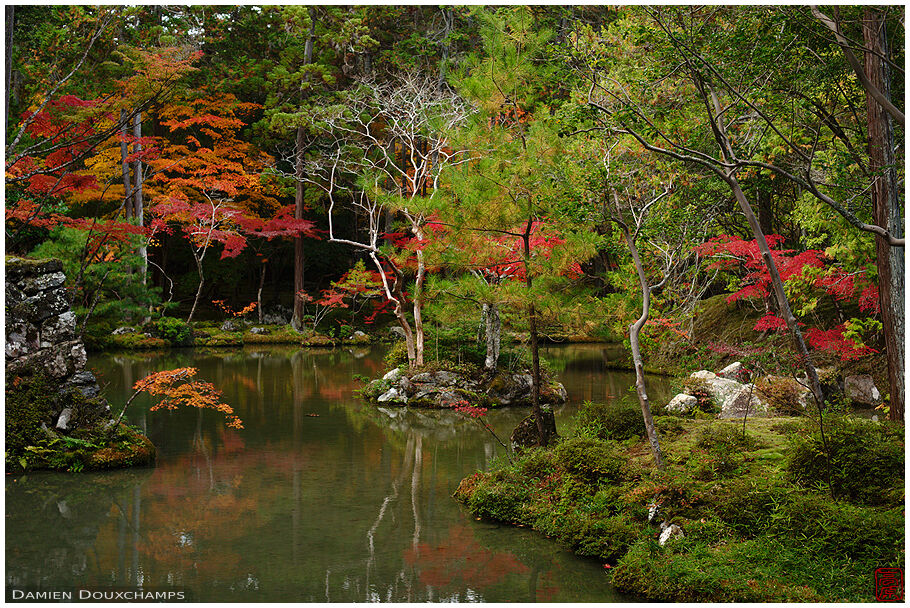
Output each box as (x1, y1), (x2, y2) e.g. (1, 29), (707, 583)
(786, 416), (904, 505)
(575, 400), (645, 441)
(30, 227), (164, 331)
(155, 316), (194, 346)
(685, 424), (759, 480)
(383, 340), (410, 368)
(553, 436), (625, 483)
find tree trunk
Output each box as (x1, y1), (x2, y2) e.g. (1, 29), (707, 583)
(614, 202), (665, 469)
(710, 91), (826, 408)
(368, 251), (417, 368)
(863, 9), (904, 420)
(292, 10), (316, 331)
(483, 302), (501, 371)
(187, 254), (204, 324)
(292, 124), (307, 331)
(120, 109), (132, 219)
(132, 111), (146, 285)
(522, 221), (548, 447)
(257, 260), (266, 324)
(5, 6), (13, 127)
(412, 227), (426, 367)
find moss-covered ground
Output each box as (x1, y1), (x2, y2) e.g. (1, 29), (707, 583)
(454, 401), (904, 602)
(6, 371), (155, 473)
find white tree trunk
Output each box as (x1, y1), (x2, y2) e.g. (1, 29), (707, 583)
(482, 302), (501, 371)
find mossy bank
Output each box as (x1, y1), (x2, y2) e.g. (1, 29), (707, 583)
(454, 401), (904, 602)
(6, 256), (155, 473)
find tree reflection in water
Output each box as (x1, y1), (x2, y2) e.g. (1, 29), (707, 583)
(7, 345), (640, 602)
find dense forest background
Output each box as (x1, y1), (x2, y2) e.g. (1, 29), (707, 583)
(5, 6), (904, 417)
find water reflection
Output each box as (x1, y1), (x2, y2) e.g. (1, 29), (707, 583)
(7, 344), (661, 602)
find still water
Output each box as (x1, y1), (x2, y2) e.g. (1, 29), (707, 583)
(6, 344), (672, 602)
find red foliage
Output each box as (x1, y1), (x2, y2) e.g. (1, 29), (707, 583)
(454, 401), (488, 418)
(134, 367), (243, 429)
(753, 314), (788, 333)
(859, 285), (880, 313)
(805, 324), (877, 361)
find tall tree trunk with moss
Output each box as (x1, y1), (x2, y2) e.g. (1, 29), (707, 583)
(120, 109), (132, 219)
(863, 8), (904, 420)
(292, 10), (316, 331)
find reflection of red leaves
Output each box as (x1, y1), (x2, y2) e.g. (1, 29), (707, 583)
(402, 525), (529, 591)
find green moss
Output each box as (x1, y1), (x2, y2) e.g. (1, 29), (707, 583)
(6, 371), (57, 454)
(786, 415), (904, 505)
(575, 400), (646, 441)
(6, 370), (155, 473)
(454, 410), (903, 602)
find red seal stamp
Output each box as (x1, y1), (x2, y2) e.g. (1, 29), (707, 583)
(875, 568), (904, 602)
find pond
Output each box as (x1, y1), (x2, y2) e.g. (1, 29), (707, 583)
(6, 343), (674, 602)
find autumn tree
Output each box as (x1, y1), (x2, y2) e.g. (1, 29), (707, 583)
(574, 6), (904, 417)
(442, 7), (596, 445)
(287, 72), (472, 368)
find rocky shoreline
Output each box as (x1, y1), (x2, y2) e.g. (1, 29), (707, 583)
(361, 366), (568, 409)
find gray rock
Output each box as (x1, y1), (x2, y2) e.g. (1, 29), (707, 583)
(718, 385), (769, 419)
(647, 502), (661, 523)
(658, 523), (684, 546)
(5, 257), (63, 280)
(377, 387), (406, 403)
(398, 376), (412, 394)
(666, 393), (698, 414)
(382, 368), (403, 382)
(56, 408), (73, 431)
(718, 361), (746, 381)
(844, 374), (881, 406)
(262, 305), (293, 325)
(434, 389), (462, 408)
(352, 330), (369, 342)
(510, 410), (558, 450)
(16, 287), (70, 323)
(40, 311), (76, 346)
(388, 326), (407, 340)
(690, 370), (718, 381)
(112, 326), (136, 335)
(249, 326), (268, 334)
(220, 319), (242, 332)
(431, 371), (459, 387)
(22, 271), (66, 295)
(411, 372), (432, 383)
(691, 370), (768, 418)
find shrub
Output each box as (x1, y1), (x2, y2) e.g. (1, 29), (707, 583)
(570, 514), (640, 561)
(466, 474), (530, 523)
(756, 376), (807, 415)
(155, 316), (194, 346)
(384, 340), (410, 368)
(517, 447), (557, 480)
(680, 377), (718, 413)
(575, 400), (645, 441)
(766, 492), (903, 563)
(786, 416), (904, 505)
(553, 437), (625, 483)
